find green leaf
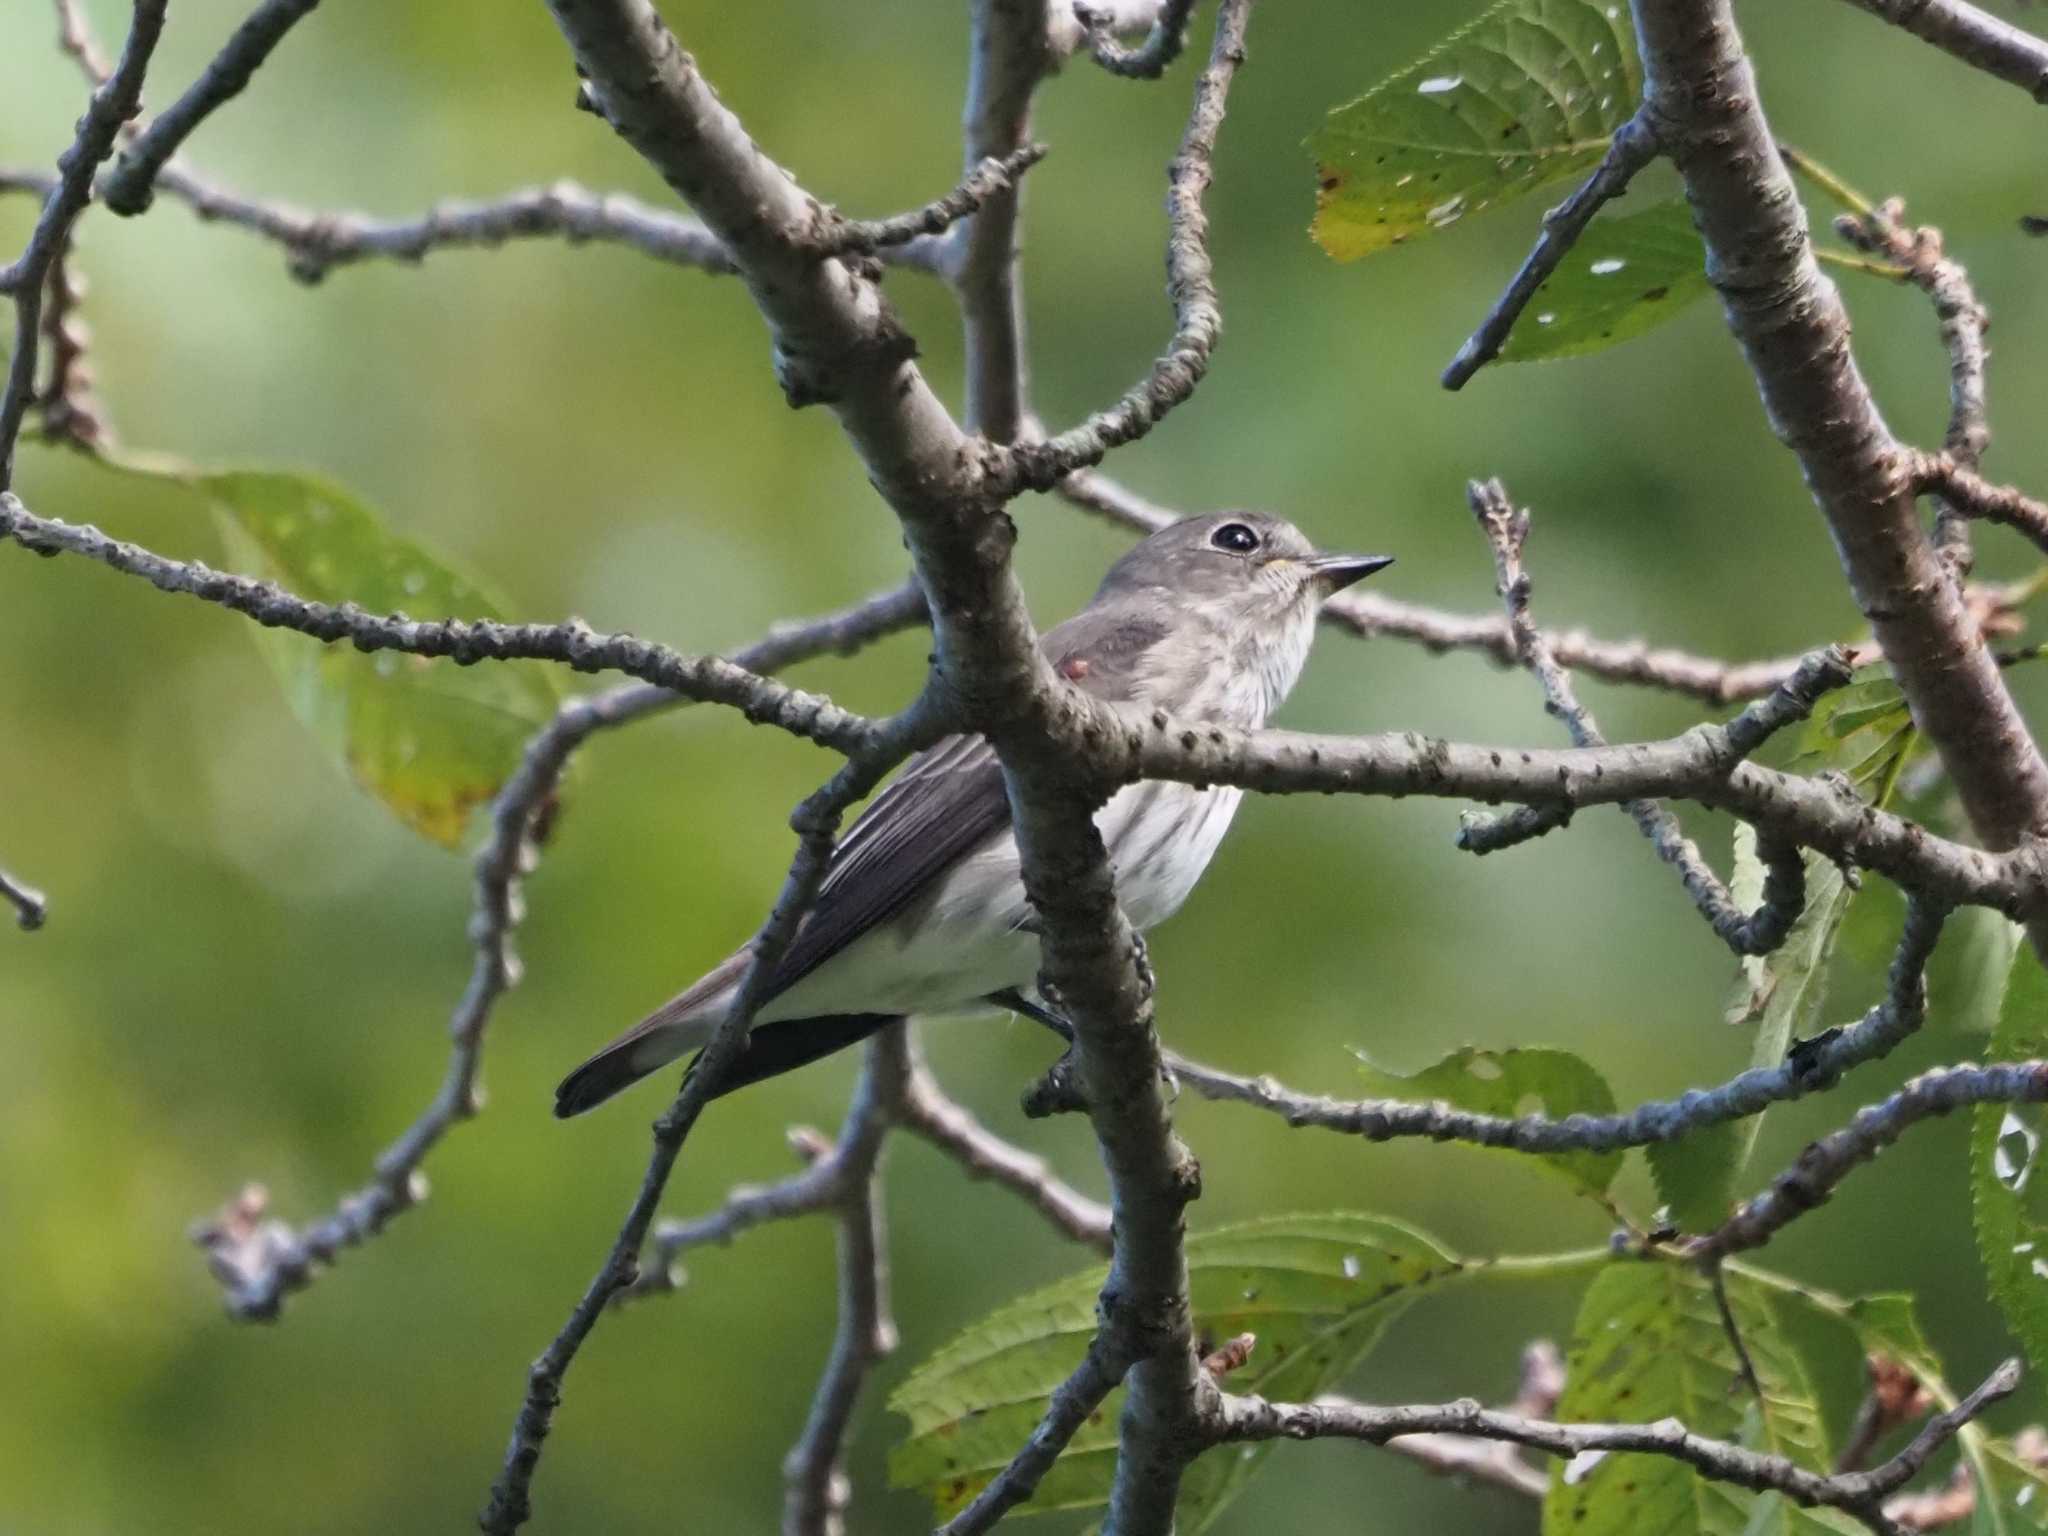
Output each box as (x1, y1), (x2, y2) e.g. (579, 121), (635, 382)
(889, 1215), (1593, 1530)
(1793, 669), (1923, 801)
(1755, 1271), (2039, 1534)
(1543, 1261), (1839, 1536)
(1354, 1044), (1621, 1196)
(1646, 827), (1853, 1231)
(1498, 198), (1711, 362)
(91, 455), (561, 848)
(1972, 949), (2048, 1385)
(1308, 0), (1640, 260)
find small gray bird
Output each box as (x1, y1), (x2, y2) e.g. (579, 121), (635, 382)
(554, 513), (1391, 1117)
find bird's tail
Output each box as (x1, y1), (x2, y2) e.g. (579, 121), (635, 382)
(554, 956), (904, 1117)
(553, 954), (745, 1118)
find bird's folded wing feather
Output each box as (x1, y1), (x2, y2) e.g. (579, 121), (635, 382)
(754, 604), (1171, 1004)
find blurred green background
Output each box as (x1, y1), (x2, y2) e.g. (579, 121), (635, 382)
(4, 1), (2047, 1531)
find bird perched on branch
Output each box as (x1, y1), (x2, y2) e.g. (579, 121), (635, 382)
(555, 513), (1391, 1116)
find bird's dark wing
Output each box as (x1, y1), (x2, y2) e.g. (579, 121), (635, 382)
(759, 605), (1170, 1001)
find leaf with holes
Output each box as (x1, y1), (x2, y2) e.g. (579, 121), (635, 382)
(1972, 948), (2048, 1384)
(1498, 198), (1711, 361)
(1354, 1045), (1621, 1197)
(889, 1213), (1503, 1529)
(1309, 0), (1640, 260)
(1543, 1261), (1850, 1536)
(1645, 826), (1853, 1232)
(92, 455), (561, 847)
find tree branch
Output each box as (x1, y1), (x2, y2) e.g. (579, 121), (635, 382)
(1074, 0), (1199, 78)
(1632, 0), (2048, 892)
(1911, 452), (2048, 560)
(101, 0), (325, 216)
(1213, 1357), (2022, 1536)
(1463, 478), (1807, 955)
(1695, 1057), (2048, 1260)
(1441, 111), (1660, 390)
(190, 579), (926, 1318)
(0, 493), (880, 756)
(0, 865), (47, 931)
(815, 144), (1047, 259)
(0, 0), (166, 490)
(897, 1046), (1114, 1253)
(998, 0), (1250, 491)
(479, 705), (942, 1533)
(1167, 895), (1947, 1163)
(1834, 199), (1990, 570)
(954, 0), (1057, 442)
(1833, 0), (2048, 104)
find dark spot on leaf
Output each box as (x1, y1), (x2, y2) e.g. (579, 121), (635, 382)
(1501, 121), (1521, 138)
(1642, 285), (1670, 301)
(1318, 165), (1344, 192)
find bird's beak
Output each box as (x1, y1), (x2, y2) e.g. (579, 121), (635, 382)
(1306, 552), (1395, 592)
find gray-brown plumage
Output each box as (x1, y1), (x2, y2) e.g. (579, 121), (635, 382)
(555, 513), (1391, 1117)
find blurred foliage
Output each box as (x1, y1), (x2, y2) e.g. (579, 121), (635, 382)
(4, 0), (2048, 1532)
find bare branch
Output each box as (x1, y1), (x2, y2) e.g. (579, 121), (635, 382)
(158, 170), (744, 284)
(938, 1335), (1135, 1536)
(1213, 1357), (2023, 1535)
(1463, 478), (1808, 955)
(1834, 0), (2048, 104)
(0, 494), (879, 756)
(1835, 199), (1990, 570)
(1441, 112), (1660, 389)
(1695, 1057), (2048, 1260)
(190, 578), (926, 1319)
(955, 0), (1059, 441)
(102, 0), (326, 216)
(999, 0), (1250, 491)
(1075, 0), (1199, 78)
(52, 0), (113, 83)
(1911, 452), (2048, 560)
(0, 0), (167, 490)
(897, 1047), (1115, 1253)
(1168, 895), (1947, 1162)
(816, 144), (1047, 259)
(480, 705), (942, 1534)
(1633, 0), (2048, 895)
(1372, 1341), (1563, 1500)
(0, 865), (47, 931)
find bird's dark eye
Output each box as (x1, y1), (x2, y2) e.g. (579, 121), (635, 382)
(1210, 521), (1260, 554)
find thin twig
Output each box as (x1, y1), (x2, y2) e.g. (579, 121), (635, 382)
(0, 866), (47, 931)
(1910, 452), (2048, 560)
(102, 0), (327, 216)
(815, 145), (1047, 259)
(1832, 0), (2048, 105)
(998, 0), (1251, 491)
(479, 704), (944, 1534)
(897, 1050), (1114, 1252)
(1168, 896), (1946, 1159)
(1075, 0), (1199, 77)
(938, 1335), (1136, 1536)
(191, 579), (927, 1318)
(1695, 1057), (2048, 1260)
(1214, 1358), (2023, 1535)
(1461, 478), (1809, 955)
(0, 0), (167, 490)
(1835, 200), (1990, 570)
(0, 494), (880, 756)
(1441, 112), (1661, 389)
